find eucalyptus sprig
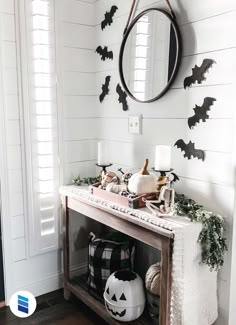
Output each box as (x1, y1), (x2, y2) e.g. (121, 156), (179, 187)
(175, 193), (227, 271)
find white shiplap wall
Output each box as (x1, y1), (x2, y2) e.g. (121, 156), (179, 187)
(95, 1), (236, 324)
(56, 0), (97, 185)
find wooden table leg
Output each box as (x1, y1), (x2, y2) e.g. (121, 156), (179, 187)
(160, 238), (172, 325)
(62, 195), (71, 300)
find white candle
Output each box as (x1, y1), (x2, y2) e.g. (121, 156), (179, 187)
(97, 141), (110, 165)
(155, 145), (171, 171)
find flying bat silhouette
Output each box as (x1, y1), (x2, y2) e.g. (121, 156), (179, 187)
(99, 76), (111, 103)
(184, 59), (216, 89)
(175, 139), (205, 161)
(101, 6), (118, 30)
(188, 97), (216, 129)
(95, 46), (113, 61)
(116, 84), (128, 111)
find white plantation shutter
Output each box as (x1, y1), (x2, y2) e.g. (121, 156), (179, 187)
(20, 0), (60, 255)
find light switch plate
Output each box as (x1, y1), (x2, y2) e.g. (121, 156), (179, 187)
(128, 115), (142, 135)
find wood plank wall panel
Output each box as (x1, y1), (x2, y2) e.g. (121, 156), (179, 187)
(58, 0), (97, 184)
(0, 3), (27, 264)
(94, 0), (236, 322)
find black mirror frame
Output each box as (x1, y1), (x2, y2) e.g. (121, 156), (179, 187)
(119, 8), (182, 103)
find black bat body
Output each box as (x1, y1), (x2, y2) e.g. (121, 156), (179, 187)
(188, 97), (216, 129)
(101, 6), (118, 30)
(175, 139), (205, 161)
(184, 59), (216, 89)
(99, 76), (111, 103)
(95, 46), (113, 61)
(116, 84), (128, 111)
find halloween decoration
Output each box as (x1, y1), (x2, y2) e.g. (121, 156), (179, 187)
(106, 183), (127, 194)
(101, 5), (118, 30)
(88, 233), (135, 294)
(145, 263), (161, 296)
(128, 159), (157, 195)
(95, 46), (113, 61)
(184, 59), (216, 89)
(100, 171), (118, 189)
(116, 83), (128, 111)
(118, 168), (133, 185)
(99, 76), (111, 103)
(188, 97), (216, 129)
(175, 139), (205, 161)
(144, 184), (175, 217)
(145, 263), (161, 321)
(104, 270), (145, 322)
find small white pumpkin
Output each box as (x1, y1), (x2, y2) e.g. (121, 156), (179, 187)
(145, 263), (161, 296)
(128, 159), (157, 195)
(106, 183), (127, 194)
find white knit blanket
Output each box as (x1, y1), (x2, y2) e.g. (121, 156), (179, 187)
(60, 186), (218, 325)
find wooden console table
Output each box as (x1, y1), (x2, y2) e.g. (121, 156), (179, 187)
(61, 188), (174, 325)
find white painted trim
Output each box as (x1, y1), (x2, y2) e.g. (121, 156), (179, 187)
(13, 262), (87, 302)
(228, 92), (236, 324)
(0, 8), (15, 304)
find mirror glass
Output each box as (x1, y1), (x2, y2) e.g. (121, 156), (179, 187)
(120, 9), (181, 103)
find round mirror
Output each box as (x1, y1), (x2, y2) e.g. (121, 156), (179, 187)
(119, 9), (182, 103)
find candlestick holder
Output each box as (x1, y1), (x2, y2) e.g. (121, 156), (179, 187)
(152, 168), (179, 184)
(96, 163), (113, 173)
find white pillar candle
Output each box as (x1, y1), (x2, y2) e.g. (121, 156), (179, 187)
(155, 145), (171, 171)
(97, 141), (110, 165)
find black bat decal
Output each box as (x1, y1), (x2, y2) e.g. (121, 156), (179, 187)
(188, 97), (216, 129)
(175, 139), (205, 161)
(116, 84), (128, 111)
(101, 6), (118, 30)
(184, 59), (216, 89)
(95, 46), (113, 61)
(99, 76), (111, 103)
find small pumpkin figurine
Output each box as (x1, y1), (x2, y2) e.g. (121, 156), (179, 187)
(128, 159), (157, 195)
(145, 263), (161, 321)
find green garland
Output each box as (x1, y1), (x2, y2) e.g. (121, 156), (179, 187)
(174, 193), (227, 271)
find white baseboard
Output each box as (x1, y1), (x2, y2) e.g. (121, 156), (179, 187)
(14, 262), (87, 301)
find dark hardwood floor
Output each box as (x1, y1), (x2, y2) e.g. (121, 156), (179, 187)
(0, 289), (107, 325)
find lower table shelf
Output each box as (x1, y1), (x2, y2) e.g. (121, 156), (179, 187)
(67, 275), (156, 325)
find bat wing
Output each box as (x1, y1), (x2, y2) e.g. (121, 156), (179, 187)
(111, 5), (118, 16)
(194, 149), (205, 161)
(203, 97), (216, 109)
(174, 139), (186, 151)
(99, 92), (105, 103)
(122, 93), (128, 111)
(95, 46), (102, 55)
(201, 59), (216, 74)
(116, 84), (122, 101)
(101, 18), (106, 30)
(188, 115), (197, 129)
(175, 139), (192, 159)
(107, 50), (113, 60)
(184, 76), (193, 89)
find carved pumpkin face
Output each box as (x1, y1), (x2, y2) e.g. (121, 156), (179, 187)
(104, 270), (145, 322)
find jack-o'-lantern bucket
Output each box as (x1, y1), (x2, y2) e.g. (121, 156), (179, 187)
(104, 270), (146, 322)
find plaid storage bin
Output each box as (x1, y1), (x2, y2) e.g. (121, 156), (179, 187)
(87, 232), (135, 294)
